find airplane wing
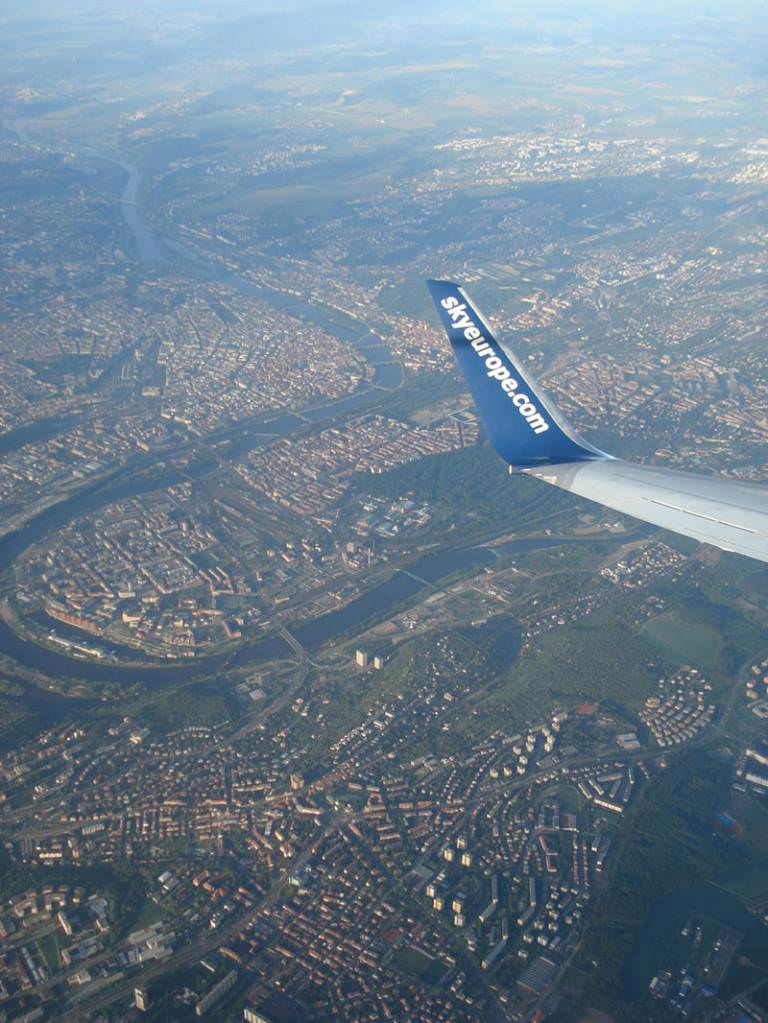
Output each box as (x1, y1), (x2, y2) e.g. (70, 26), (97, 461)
(427, 278), (768, 563)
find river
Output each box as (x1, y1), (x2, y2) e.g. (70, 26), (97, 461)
(117, 160), (168, 265)
(113, 156), (402, 389)
(0, 128), (583, 688)
(0, 534), (594, 685)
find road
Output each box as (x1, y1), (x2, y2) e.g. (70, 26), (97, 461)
(55, 821), (331, 1023)
(35, 737), (666, 1022)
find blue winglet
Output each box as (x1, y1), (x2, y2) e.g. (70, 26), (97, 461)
(426, 279), (609, 468)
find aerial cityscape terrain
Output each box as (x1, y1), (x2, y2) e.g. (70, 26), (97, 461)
(1, 1), (768, 1021)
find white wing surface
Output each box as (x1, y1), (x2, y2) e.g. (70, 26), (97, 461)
(427, 279), (768, 563)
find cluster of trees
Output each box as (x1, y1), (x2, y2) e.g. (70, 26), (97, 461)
(354, 440), (566, 543)
(568, 750), (734, 1017)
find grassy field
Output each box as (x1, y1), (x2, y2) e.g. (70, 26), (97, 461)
(393, 944), (447, 984)
(139, 683), (234, 733)
(720, 861), (768, 907)
(477, 605), (662, 732)
(642, 611), (722, 671)
(641, 590), (766, 679)
(38, 931), (62, 972)
(130, 898), (166, 932)
(730, 792), (768, 859)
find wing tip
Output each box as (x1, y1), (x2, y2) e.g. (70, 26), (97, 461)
(424, 277), (611, 467)
(426, 278), (460, 292)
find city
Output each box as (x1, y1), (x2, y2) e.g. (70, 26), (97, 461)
(1, 2), (768, 1021)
